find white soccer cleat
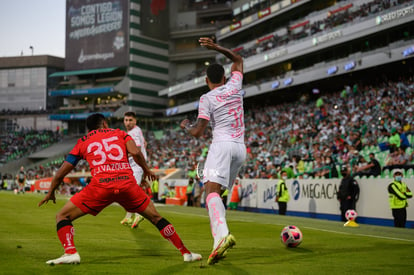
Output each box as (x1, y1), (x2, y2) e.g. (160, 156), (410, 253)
(120, 217), (133, 226)
(46, 252), (80, 265)
(183, 252), (202, 262)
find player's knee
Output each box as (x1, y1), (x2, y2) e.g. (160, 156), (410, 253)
(55, 211), (71, 223)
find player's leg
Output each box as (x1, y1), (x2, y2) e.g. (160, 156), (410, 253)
(46, 200), (86, 265)
(120, 184), (201, 262)
(19, 182), (25, 193)
(46, 185), (111, 265)
(130, 166), (145, 229)
(278, 202), (287, 215)
(205, 142), (245, 265)
(140, 201), (202, 262)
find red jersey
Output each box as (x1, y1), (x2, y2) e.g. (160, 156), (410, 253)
(67, 128), (134, 187)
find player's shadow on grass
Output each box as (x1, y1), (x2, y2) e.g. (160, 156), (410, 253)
(283, 247), (313, 254)
(152, 262), (251, 275)
(128, 227), (169, 256)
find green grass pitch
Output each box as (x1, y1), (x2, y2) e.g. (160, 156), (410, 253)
(0, 191), (413, 274)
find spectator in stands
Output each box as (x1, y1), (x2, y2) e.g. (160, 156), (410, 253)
(399, 128), (411, 151)
(388, 128), (400, 153)
(354, 153), (381, 178)
(292, 155), (305, 176)
(384, 147), (408, 171)
(322, 156), (339, 179)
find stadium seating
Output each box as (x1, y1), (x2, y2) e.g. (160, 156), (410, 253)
(0, 130), (62, 164)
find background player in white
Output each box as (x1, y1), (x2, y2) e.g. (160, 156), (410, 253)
(120, 111), (148, 229)
(180, 37), (245, 265)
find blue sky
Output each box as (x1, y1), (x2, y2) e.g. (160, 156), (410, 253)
(0, 0), (66, 57)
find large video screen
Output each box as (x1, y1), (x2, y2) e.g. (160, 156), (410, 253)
(66, 0), (129, 70)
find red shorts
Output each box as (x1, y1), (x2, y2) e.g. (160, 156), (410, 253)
(70, 181), (150, 216)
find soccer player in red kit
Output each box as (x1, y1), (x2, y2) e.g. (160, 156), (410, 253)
(39, 113), (201, 265)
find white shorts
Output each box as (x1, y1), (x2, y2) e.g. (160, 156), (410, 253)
(203, 142), (246, 189)
(129, 158), (143, 185)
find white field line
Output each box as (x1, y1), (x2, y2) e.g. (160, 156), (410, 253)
(302, 226), (414, 243)
(161, 209), (414, 243)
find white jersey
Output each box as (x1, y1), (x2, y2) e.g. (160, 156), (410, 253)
(128, 125), (147, 160)
(198, 71), (244, 144)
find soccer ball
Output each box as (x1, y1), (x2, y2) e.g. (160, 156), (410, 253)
(345, 209), (358, 221)
(280, 225), (303, 248)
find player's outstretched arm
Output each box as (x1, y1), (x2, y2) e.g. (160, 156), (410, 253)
(38, 161), (74, 206)
(199, 37), (243, 74)
(180, 118), (209, 138)
(126, 140), (156, 182)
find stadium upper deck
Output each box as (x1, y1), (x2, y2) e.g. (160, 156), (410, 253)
(160, 0), (414, 116)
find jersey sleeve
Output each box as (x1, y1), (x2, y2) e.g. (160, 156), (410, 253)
(226, 71), (243, 91)
(133, 127), (145, 148)
(119, 129), (133, 143)
(197, 95), (211, 121)
(137, 128), (146, 147)
(66, 139), (83, 166)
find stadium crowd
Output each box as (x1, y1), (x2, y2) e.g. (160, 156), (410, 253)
(0, 129), (62, 164)
(143, 77), (414, 180)
(2, 78), (414, 189)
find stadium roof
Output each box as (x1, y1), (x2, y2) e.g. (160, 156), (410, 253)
(49, 67), (118, 77)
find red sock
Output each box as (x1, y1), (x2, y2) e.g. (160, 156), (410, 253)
(56, 220), (77, 254)
(157, 218), (190, 255)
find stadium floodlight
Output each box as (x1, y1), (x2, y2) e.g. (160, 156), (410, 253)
(403, 46), (414, 57)
(284, 78), (293, 86)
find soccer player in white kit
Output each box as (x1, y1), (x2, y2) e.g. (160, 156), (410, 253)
(180, 37), (246, 265)
(120, 111), (148, 229)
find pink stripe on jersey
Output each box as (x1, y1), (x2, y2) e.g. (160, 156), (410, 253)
(232, 71), (242, 77)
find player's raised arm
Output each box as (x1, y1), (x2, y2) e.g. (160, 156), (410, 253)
(180, 118), (209, 138)
(199, 37), (243, 74)
(38, 161), (74, 206)
(126, 139), (156, 181)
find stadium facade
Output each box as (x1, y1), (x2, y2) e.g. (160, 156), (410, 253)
(0, 55), (64, 131)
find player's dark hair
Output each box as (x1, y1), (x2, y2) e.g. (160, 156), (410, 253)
(86, 113), (106, 131)
(124, 111), (136, 119)
(207, 63), (225, 84)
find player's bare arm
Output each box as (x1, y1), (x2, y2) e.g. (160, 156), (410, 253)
(199, 37), (243, 74)
(126, 139), (156, 181)
(180, 118), (209, 138)
(38, 161), (74, 206)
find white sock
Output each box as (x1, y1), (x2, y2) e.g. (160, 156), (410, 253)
(124, 212), (132, 219)
(206, 192), (229, 248)
(135, 213), (142, 218)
